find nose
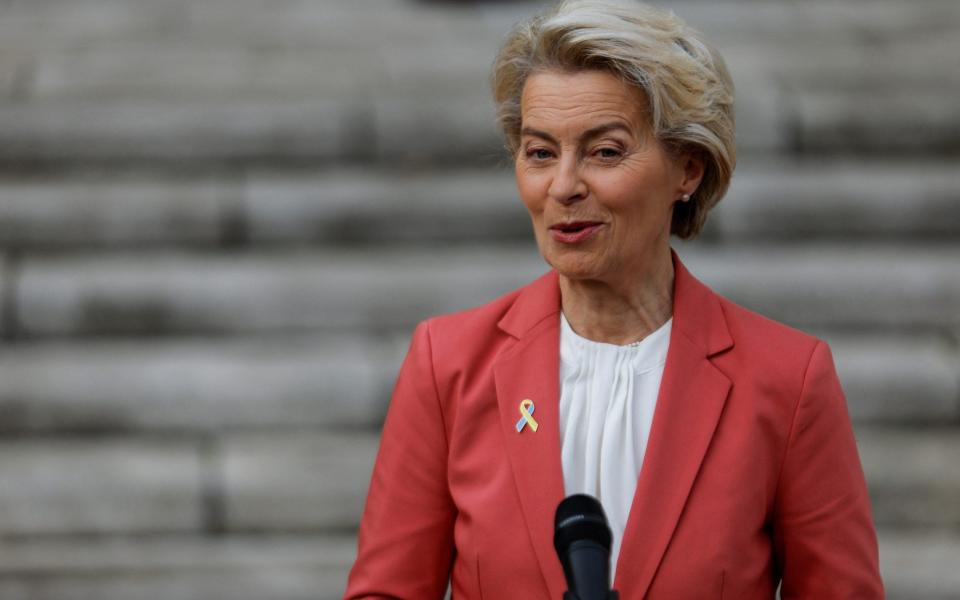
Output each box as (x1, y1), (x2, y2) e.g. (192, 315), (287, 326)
(547, 154), (587, 205)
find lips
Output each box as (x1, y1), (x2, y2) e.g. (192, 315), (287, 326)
(549, 221), (604, 244)
(550, 221), (603, 233)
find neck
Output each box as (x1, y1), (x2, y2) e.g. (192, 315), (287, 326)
(559, 248), (674, 345)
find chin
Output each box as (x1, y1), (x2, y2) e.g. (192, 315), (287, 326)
(544, 252), (605, 281)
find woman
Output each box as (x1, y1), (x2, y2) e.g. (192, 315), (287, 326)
(345, 1), (883, 598)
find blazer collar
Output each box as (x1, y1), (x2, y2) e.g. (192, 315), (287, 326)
(493, 248), (733, 598)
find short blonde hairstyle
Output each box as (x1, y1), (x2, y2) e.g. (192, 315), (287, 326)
(492, 0), (736, 239)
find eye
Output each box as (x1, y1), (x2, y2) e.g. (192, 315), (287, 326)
(596, 147), (622, 159)
(526, 148), (554, 161)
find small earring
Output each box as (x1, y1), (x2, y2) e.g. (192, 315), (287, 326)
(680, 193), (691, 202)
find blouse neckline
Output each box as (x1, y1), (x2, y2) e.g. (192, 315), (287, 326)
(560, 311), (672, 373)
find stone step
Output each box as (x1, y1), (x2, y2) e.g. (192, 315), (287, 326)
(1, 163), (956, 249)
(12, 25), (957, 102)
(878, 530), (960, 600)
(0, 438), (204, 536)
(25, 45), (389, 101)
(6, 0), (957, 52)
(721, 33), (960, 89)
(220, 432), (376, 533)
(711, 162), (960, 241)
(0, 335), (402, 433)
(9, 244), (960, 339)
(0, 0), (500, 55)
(857, 428), (960, 530)
(1, 87), (954, 167)
(0, 173), (236, 249)
(3, 88), (956, 167)
(215, 429), (960, 531)
(0, 529), (953, 600)
(1, 2), (956, 163)
(0, 428), (953, 538)
(20, 41), (498, 102)
(0, 432), (374, 537)
(0, 98), (369, 165)
(0, 534), (355, 600)
(10, 246), (549, 337)
(1, 162), (957, 250)
(794, 89), (960, 156)
(0, 331), (954, 434)
(823, 333), (960, 425)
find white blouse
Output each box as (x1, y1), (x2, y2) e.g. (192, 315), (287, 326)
(558, 311), (672, 580)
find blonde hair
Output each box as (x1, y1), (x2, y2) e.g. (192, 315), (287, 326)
(491, 0), (736, 239)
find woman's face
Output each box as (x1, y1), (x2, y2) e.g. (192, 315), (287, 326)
(514, 69), (700, 284)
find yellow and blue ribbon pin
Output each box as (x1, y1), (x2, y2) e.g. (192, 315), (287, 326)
(515, 399), (539, 433)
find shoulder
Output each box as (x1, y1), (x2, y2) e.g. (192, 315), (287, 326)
(426, 285), (523, 338)
(712, 292), (831, 398)
(718, 295), (821, 355)
(674, 253), (825, 375)
(415, 272), (548, 365)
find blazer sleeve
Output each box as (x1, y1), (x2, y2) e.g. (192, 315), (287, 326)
(344, 320), (456, 599)
(772, 340), (884, 598)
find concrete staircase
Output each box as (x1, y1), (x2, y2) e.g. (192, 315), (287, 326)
(0, 0), (957, 598)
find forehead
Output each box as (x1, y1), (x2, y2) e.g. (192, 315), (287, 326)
(519, 70), (648, 132)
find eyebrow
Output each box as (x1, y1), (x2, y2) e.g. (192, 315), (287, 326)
(520, 121), (633, 144)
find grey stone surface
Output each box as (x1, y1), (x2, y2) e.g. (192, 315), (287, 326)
(879, 530), (960, 600)
(2, 0), (956, 166)
(378, 40), (501, 97)
(15, 245), (960, 337)
(858, 428), (960, 528)
(244, 168), (527, 245)
(373, 92), (502, 165)
(0, 439), (203, 535)
(0, 174), (235, 248)
(28, 45), (383, 101)
(14, 248), (547, 336)
(0, 534), (355, 600)
(676, 244), (960, 330)
(0, 336), (395, 433)
(0, 54), (25, 99)
(0, 99), (358, 164)
(714, 162), (960, 240)
(824, 334), (960, 424)
(793, 90), (960, 155)
(730, 75), (788, 153)
(722, 34), (960, 90)
(220, 432), (378, 531)
(478, 0), (960, 46)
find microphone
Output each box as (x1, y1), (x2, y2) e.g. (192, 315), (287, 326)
(554, 494), (620, 600)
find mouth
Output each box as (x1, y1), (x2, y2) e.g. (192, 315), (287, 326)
(548, 221), (605, 244)
(549, 221), (604, 233)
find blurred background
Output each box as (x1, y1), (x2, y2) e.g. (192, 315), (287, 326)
(0, 0), (957, 598)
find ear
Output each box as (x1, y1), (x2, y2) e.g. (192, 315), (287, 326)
(677, 151), (706, 197)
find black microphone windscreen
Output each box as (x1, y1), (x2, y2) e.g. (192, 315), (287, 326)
(554, 493), (613, 557)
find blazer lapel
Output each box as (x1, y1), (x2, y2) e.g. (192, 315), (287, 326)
(493, 270), (567, 600)
(614, 250), (733, 597)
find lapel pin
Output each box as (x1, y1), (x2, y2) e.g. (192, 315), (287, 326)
(515, 399), (539, 433)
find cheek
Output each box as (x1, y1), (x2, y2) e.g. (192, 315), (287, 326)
(514, 169), (546, 216)
(596, 169), (674, 218)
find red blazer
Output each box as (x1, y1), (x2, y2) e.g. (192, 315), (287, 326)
(345, 250), (883, 599)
